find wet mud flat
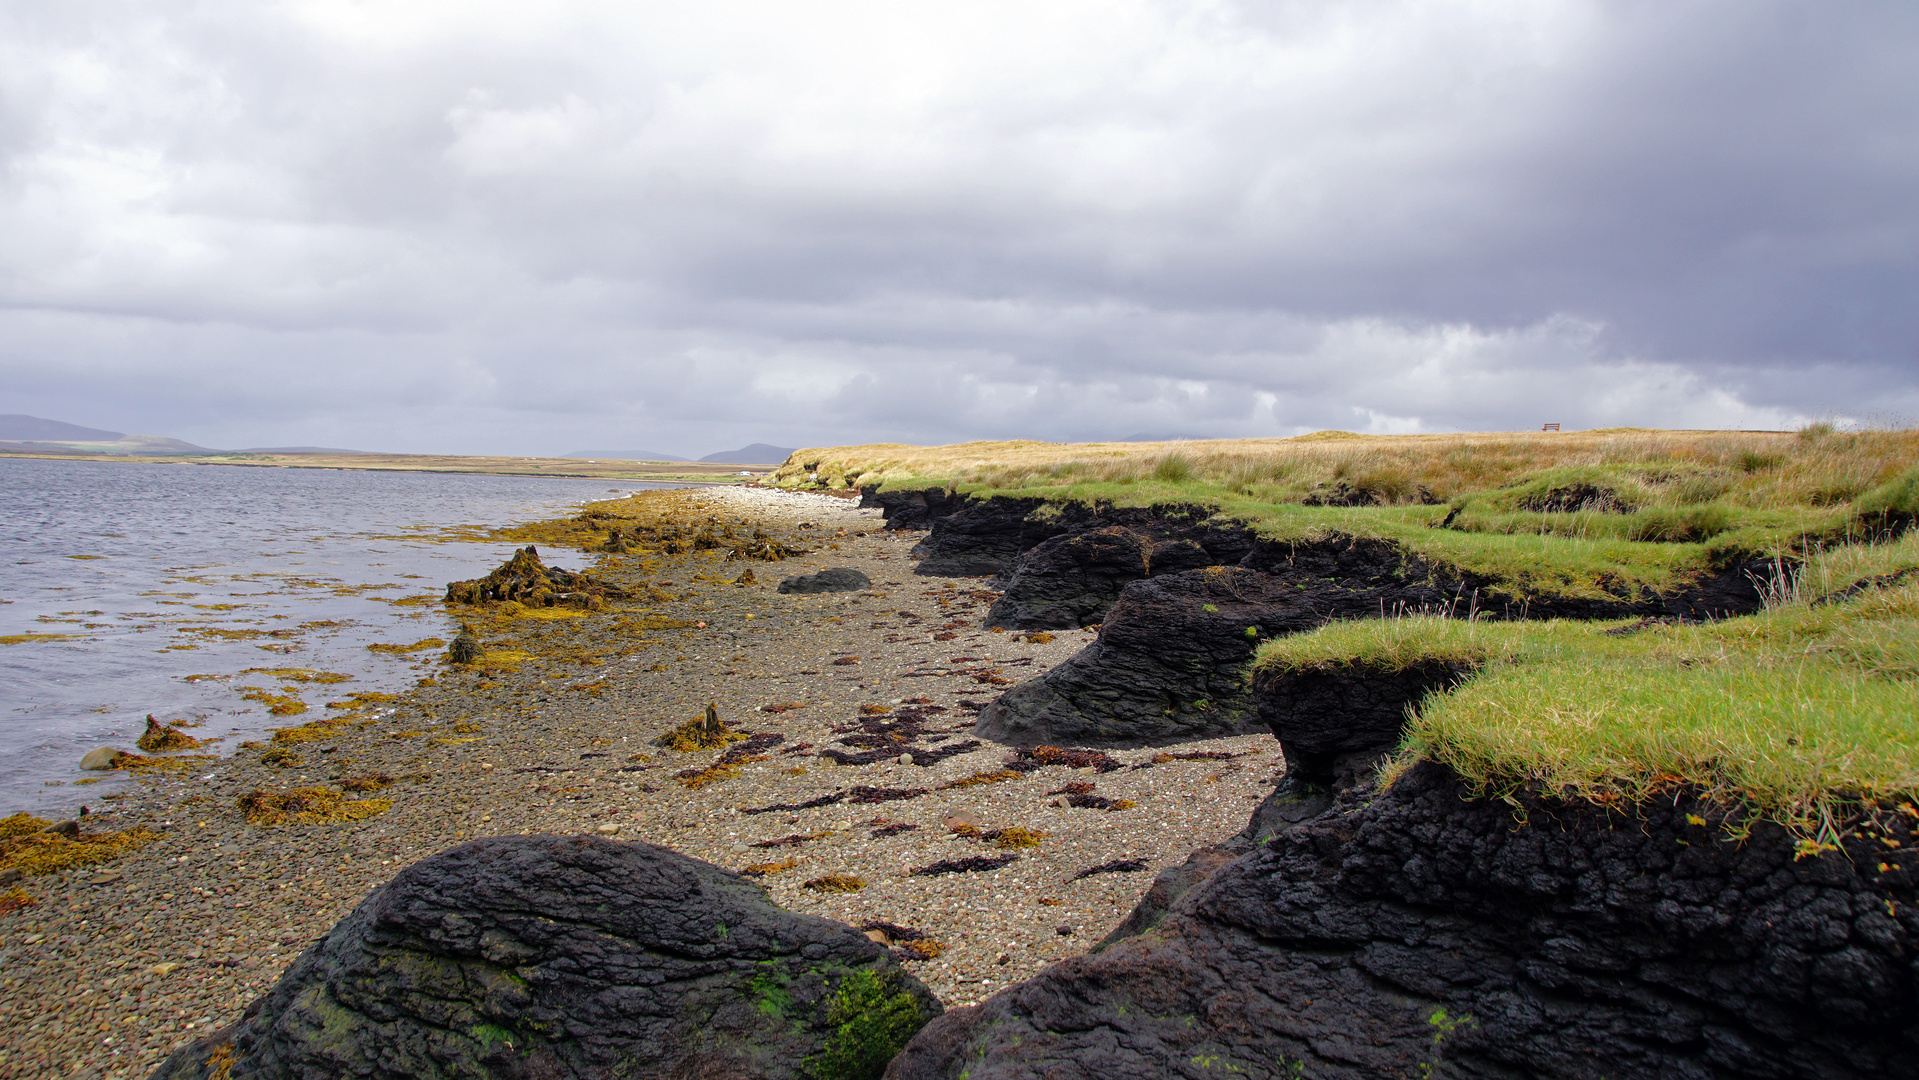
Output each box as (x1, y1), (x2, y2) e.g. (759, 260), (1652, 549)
(0, 486), (1277, 1080)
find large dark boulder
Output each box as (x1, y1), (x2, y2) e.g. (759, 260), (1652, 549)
(974, 567), (1306, 744)
(151, 835), (939, 1080)
(887, 761), (1919, 1080)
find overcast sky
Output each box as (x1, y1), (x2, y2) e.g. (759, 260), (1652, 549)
(2, 1), (1914, 455)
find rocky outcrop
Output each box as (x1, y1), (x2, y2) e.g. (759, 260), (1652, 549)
(905, 496), (1241, 583)
(908, 497), (1058, 577)
(861, 486), (969, 531)
(973, 530), (1776, 748)
(778, 567), (872, 594)
(444, 546), (628, 609)
(1091, 783), (1331, 950)
(151, 834), (939, 1080)
(902, 488), (1772, 632)
(980, 527), (1152, 629)
(974, 567), (1306, 744)
(887, 760), (1919, 1080)
(1094, 656), (1464, 947)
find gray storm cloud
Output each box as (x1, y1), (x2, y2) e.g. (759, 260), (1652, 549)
(1, 0), (1913, 453)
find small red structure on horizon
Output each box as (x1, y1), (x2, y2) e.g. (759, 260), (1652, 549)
(1541, 423), (1561, 431)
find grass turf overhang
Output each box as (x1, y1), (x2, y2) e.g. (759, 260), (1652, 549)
(1251, 534), (1919, 840)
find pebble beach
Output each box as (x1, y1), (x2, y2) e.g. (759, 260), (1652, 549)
(0, 485), (1281, 1079)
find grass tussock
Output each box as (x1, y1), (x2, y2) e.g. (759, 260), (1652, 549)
(1257, 535), (1919, 839)
(238, 787), (392, 826)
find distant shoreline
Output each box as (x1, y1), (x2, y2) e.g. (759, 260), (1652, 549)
(0, 449), (780, 484)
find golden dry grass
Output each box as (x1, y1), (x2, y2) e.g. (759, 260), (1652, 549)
(772, 427), (1919, 512)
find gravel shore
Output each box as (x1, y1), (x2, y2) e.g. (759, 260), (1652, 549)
(0, 486), (1280, 1079)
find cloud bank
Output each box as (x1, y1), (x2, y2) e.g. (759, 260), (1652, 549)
(2, 1), (1914, 453)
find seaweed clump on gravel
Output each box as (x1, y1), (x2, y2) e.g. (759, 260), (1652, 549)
(1012, 745), (1125, 773)
(1070, 857), (1149, 880)
(673, 732), (786, 789)
(0, 813), (161, 878)
(237, 787), (392, 827)
(741, 790), (851, 815)
(444, 545), (628, 609)
(655, 703), (749, 751)
(912, 854), (1019, 876)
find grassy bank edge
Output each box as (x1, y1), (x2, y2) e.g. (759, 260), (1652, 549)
(767, 430), (1919, 602)
(1250, 536), (1919, 838)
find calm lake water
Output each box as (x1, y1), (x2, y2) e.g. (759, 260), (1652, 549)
(0, 458), (673, 814)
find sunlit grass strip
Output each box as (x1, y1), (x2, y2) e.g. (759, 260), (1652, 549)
(1411, 658), (1919, 835)
(773, 428), (1919, 511)
(1259, 537), (1919, 837)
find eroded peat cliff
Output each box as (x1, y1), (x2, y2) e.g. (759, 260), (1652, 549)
(870, 485), (1919, 1079)
(865, 486), (1770, 748)
(889, 758), (1919, 1080)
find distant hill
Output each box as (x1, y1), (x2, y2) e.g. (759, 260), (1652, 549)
(1120, 432), (1207, 443)
(0, 414), (217, 454)
(563, 450), (693, 462)
(700, 444), (796, 464)
(0, 414), (125, 441)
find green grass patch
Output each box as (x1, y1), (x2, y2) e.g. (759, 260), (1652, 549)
(1256, 537), (1919, 838)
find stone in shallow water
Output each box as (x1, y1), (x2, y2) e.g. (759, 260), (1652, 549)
(148, 834), (939, 1080)
(78, 746), (125, 770)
